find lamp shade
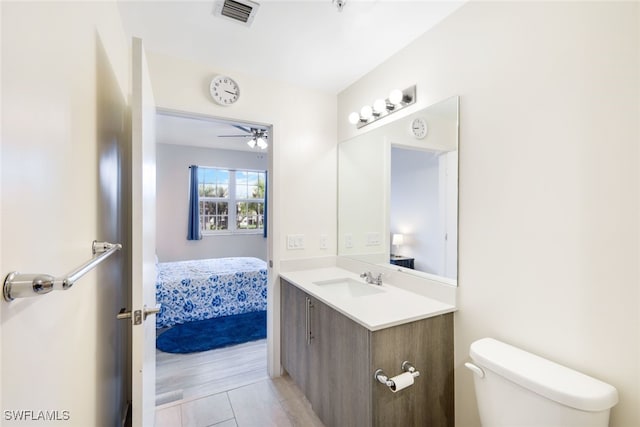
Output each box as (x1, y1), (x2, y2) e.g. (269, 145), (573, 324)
(392, 233), (404, 246)
(256, 137), (268, 149)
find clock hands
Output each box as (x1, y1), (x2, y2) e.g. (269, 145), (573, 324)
(210, 76), (240, 105)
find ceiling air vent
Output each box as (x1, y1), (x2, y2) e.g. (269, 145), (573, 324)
(214, 0), (260, 27)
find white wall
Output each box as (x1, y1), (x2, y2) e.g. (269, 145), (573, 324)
(0, 2), (4, 416)
(339, 2), (639, 426)
(1, 2), (130, 426)
(156, 143), (268, 261)
(145, 52), (337, 375)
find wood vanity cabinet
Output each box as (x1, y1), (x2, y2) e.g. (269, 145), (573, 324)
(280, 278), (454, 427)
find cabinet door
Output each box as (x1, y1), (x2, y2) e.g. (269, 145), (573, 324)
(280, 279), (311, 395)
(310, 298), (371, 427)
(370, 313), (454, 427)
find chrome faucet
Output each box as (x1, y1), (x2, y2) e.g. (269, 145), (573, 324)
(360, 271), (383, 286)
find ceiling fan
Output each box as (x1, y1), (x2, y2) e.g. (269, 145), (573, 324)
(218, 125), (269, 150)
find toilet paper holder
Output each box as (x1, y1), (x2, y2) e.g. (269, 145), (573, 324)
(374, 361), (420, 390)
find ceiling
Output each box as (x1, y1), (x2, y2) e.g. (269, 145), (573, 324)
(118, 0), (465, 151)
(156, 111), (270, 152)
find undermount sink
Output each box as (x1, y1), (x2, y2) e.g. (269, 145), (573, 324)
(312, 278), (384, 298)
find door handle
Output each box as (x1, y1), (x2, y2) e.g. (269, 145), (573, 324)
(117, 308), (141, 324)
(144, 304), (161, 320)
(305, 297), (314, 345)
(117, 304), (161, 325)
(117, 307), (132, 320)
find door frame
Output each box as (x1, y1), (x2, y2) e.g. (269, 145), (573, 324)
(153, 107), (276, 375)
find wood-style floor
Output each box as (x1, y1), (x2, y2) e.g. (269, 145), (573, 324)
(155, 339), (326, 426)
(156, 339), (269, 406)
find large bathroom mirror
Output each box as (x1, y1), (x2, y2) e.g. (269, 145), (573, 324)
(338, 96), (459, 285)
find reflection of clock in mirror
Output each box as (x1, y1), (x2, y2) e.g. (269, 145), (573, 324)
(410, 117), (428, 139)
(209, 75), (240, 106)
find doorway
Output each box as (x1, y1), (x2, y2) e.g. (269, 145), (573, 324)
(153, 109), (273, 406)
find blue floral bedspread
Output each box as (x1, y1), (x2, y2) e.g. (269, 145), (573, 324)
(156, 257), (268, 328)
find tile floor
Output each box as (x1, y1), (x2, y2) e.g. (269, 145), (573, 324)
(155, 374), (325, 427)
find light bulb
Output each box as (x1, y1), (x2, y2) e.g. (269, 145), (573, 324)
(256, 137), (268, 150)
(389, 89), (404, 105)
(360, 105), (373, 120)
(373, 99), (387, 114)
(247, 138), (257, 149)
(348, 111), (360, 124)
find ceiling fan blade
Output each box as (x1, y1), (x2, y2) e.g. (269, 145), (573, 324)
(231, 124), (252, 133)
(218, 134), (252, 138)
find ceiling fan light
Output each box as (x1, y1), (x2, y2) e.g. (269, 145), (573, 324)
(256, 137), (268, 149)
(247, 138), (257, 148)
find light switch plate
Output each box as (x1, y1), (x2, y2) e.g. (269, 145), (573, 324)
(366, 232), (381, 246)
(287, 234), (305, 250)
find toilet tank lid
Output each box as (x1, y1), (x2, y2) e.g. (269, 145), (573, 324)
(469, 338), (619, 412)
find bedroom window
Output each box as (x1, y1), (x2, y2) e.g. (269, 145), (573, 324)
(235, 170), (265, 230)
(197, 167), (265, 234)
(198, 168), (229, 232)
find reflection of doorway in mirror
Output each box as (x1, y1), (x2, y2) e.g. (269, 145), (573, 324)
(390, 146), (457, 280)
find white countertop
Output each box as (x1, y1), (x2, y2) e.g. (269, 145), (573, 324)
(279, 267), (456, 331)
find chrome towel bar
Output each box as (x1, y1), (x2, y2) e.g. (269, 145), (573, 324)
(3, 240), (122, 301)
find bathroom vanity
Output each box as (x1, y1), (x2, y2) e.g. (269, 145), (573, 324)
(280, 268), (455, 427)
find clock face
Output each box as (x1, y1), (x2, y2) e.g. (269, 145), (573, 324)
(209, 76), (240, 106)
(410, 117), (428, 139)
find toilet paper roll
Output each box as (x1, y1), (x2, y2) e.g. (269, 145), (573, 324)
(389, 372), (414, 393)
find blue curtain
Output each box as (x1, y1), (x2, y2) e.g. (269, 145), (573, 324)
(263, 170), (268, 238)
(187, 165), (201, 240)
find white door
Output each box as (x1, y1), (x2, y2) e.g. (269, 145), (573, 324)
(130, 36), (158, 427)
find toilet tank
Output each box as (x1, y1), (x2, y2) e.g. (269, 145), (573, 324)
(467, 338), (619, 427)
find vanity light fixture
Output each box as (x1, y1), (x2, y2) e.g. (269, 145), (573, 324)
(348, 85), (416, 129)
(360, 105), (373, 121)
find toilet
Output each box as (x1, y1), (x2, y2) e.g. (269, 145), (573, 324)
(466, 338), (619, 427)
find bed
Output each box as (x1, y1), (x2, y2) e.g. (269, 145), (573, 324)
(155, 257), (268, 328)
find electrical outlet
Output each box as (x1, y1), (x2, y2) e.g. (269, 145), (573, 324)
(319, 234), (328, 249)
(345, 233), (353, 249)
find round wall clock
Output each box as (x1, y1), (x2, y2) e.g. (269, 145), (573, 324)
(209, 75), (240, 106)
(410, 117), (428, 139)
